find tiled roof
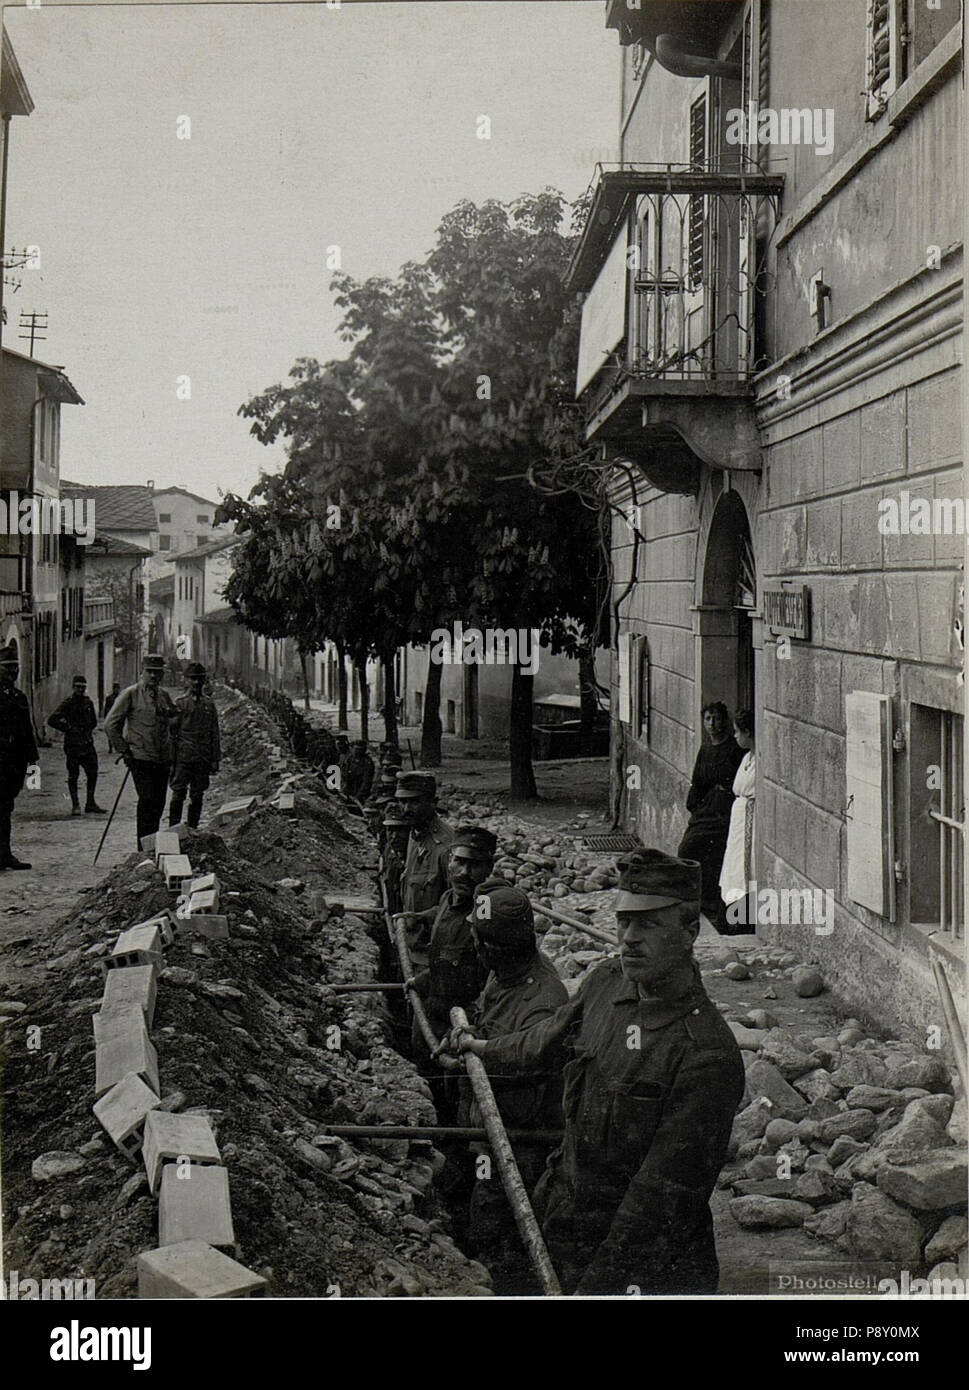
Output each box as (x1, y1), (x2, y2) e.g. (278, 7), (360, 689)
(195, 606), (238, 625)
(150, 575), (175, 599)
(173, 535), (239, 563)
(151, 485), (220, 507)
(87, 533), (152, 558)
(61, 482), (158, 533)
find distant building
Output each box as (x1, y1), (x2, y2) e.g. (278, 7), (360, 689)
(62, 483), (156, 686)
(147, 484), (230, 581)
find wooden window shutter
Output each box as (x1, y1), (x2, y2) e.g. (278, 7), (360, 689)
(845, 691), (897, 918)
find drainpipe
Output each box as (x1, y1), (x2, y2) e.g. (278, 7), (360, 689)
(654, 33), (742, 81)
(0, 113), (11, 346)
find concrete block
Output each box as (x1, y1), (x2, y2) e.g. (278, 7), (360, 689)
(160, 854), (193, 891)
(176, 914), (229, 940)
(137, 1241), (266, 1298)
(215, 797), (256, 822)
(93, 1073), (161, 1158)
(822, 412), (861, 492)
(101, 963), (157, 1027)
(105, 923), (163, 973)
(188, 872), (219, 896)
(95, 1022), (160, 1098)
(907, 371), (961, 472)
(93, 1004), (147, 1043)
(278, 793), (296, 812)
(158, 1164), (234, 1251)
(143, 1111), (222, 1194)
(860, 392), (906, 481)
(151, 831), (182, 863)
(187, 890), (218, 915)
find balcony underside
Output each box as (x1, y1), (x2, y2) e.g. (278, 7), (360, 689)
(587, 377), (761, 496)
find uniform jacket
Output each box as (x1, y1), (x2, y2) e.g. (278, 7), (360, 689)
(47, 693), (98, 752)
(472, 952), (568, 1135)
(104, 681), (177, 764)
(480, 957), (745, 1294)
(172, 690), (221, 767)
(416, 888), (488, 1032)
(402, 814), (454, 915)
(345, 752), (375, 802)
(684, 738), (745, 830)
(0, 682), (39, 774)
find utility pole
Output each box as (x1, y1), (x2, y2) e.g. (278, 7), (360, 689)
(18, 308), (47, 355)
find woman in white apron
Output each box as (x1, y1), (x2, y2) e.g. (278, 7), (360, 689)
(719, 710), (755, 934)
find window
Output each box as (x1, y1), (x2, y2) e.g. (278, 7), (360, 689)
(196, 514), (210, 524)
(866, 0), (904, 120)
(159, 513), (172, 524)
(34, 610), (57, 678)
(197, 535), (208, 547)
(159, 534), (172, 551)
(911, 705), (964, 940)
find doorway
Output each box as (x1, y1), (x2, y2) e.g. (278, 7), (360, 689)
(698, 489), (756, 724)
(463, 664), (479, 739)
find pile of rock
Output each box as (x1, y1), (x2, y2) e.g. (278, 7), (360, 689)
(723, 1017), (967, 1281)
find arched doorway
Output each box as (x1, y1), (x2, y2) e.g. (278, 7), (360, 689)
(697, 489), (756, 725)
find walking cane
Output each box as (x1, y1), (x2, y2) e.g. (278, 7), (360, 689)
(93, 761), (130, 865)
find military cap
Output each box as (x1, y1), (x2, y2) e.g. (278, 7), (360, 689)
(395, 771), (436, 799)
(614, 848), (700, 913)
(450, 825), (497, 860)
(469, 880), (535, 949)
(0, 643), (20, 666)
(143, 653), (165, 672)
(186, 661), (206, 678)
(382, 749), (404, 767)
(72, 673), (87, 684)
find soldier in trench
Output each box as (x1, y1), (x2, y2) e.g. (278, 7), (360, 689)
(449, 848), (745, 1295)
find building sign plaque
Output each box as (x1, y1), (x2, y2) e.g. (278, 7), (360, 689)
(763, 584), (811, 640)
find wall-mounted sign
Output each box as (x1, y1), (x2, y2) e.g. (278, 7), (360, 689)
(763, 583), (811, 640)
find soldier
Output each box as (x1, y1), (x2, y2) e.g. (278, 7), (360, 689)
(409, 827), (497, 1044)
(395, 771), (454, 917)
(334, 735), (352, 790)
(47, 674), (105, 816)
(453, 848), (745, 1296)
(168, 661), (221, 828)
(463, 882), (568, 1289)
(344, 739), (375, 803)
(0, 643), (38, 871)
(381, 808), (411, 916)
(104, 653), (178, 848)
(102, 681), (121, 719)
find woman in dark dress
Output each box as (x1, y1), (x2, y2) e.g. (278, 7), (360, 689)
(677, 702), (745, 929)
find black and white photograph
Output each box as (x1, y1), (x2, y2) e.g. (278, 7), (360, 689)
(0, 0), (965, 1346)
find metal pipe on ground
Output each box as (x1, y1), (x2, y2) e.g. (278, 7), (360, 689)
(319, 1125), (563, 1143)
(932, 955), (968, 1097)
(450, 1005), (562, 1296)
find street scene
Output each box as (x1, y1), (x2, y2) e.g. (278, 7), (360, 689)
(0, 0), (966, 1341)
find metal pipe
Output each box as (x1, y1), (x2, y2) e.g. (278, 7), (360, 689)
(328, 982), (406, 993)
(451, 1005), (562, 1296)
(319, 1124), (563, 1143)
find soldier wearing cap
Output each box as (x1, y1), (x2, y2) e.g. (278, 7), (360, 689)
(47, 674), (105, 816)
(381, 807), (412, 915)
(104, 653), (179, 847)
(168, 661), (221, 829)
(453, 847), (744, 1295)
(409, 826), (498, 1045)
(464, 881), (568, 1288)
(395, 771), (453, 917)
(0, 642), (38, 870)
(344, 739), (375, 803)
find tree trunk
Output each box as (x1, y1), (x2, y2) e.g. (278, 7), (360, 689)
(420, 651), (443, 767)
(336, 643), (349, 731)
(299, 650), (311, 711)
(382, 648), (398, 747)
(355, 655), (370, 743)
(578, 644), (597, 750)
(509, 664), (537, 801)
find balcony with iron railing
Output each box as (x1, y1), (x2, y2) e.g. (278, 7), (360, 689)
(569, 164), (784, 494)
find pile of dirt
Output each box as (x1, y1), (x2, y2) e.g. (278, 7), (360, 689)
(1, 691), (494, 1299)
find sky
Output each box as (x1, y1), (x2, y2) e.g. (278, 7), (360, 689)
(3, 0), (619, 502)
